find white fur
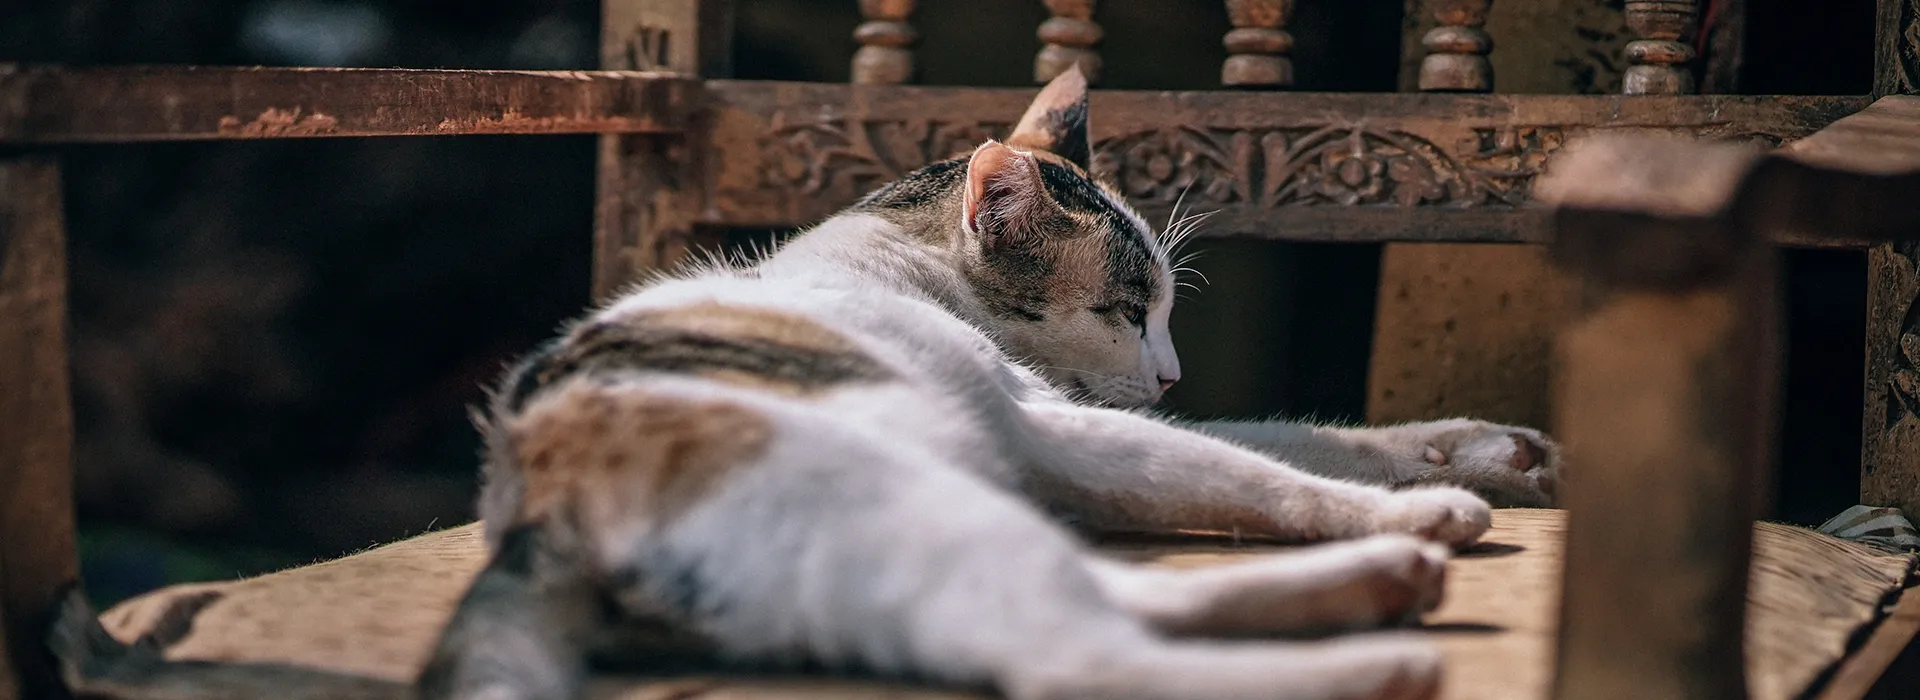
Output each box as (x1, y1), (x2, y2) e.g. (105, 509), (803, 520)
(468, 206), (1540, 700)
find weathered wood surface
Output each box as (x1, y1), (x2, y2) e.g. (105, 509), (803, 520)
(695, 81), (1861, 248)
(1792, 98), (1920, 523)
(1875, 0), (1919, 97)
(93, 511), (1916, 700)
(593, 0), (732, 299)
(0, 67), (699, 143)
(1540, 134), (1781, 700)
(0, 159), (79, 700)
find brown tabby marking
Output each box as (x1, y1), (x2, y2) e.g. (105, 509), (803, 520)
(507, 383), (773, 530)
(519, 302), (894, 401)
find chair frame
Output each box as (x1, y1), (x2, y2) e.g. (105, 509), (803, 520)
(3, 0), (1919, 698)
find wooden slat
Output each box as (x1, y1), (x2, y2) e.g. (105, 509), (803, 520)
(0, 158), (79, 700)
(1779, 97), (1920, 521)
(685, 81), (1863, 250)
(593, 0), (732, 300)
(0, 66), (699, 143)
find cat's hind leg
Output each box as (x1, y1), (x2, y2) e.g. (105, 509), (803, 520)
(1084, 534), (1449, 638)
(415, 523), (604, 700)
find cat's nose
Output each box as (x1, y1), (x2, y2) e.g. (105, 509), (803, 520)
(1158, 375), (1179, 393)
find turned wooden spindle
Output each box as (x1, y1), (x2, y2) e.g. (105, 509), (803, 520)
(1622, 0), (1700, 94)
(1222, 0), (1294, 88)
(1418, 0), (1494, 92)
(1036, 0), (1101, 84)
(852, 0), (917, 85)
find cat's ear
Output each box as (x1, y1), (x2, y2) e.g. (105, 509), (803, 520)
(1007, 65), (1092, 170)
(963, 140), (1055, 250)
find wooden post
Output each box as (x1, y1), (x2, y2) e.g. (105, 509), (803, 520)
(1861, 0), (1920, 518)
(0, 157), (79, 700)
(594, 0), (730, 300)
(1220, 0), (1293, 88)
(1036, 0), (1101, 84)
(1539, 135), (1781, 700)
(1416, 0), (1494, 92)
(853, 0), (917, 85)
(1621, 0), (1702, 95)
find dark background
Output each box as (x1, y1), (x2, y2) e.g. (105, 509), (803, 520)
(0, 0), (1877, 606)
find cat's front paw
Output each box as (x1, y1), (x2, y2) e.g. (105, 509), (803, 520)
(1383, 419), (1560, 508)
(1373, 487), (1492, 548)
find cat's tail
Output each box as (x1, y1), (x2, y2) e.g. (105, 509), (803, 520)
(47, 585), (411, 700)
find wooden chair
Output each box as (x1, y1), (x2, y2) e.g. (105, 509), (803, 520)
(4, 1), (1919, 698)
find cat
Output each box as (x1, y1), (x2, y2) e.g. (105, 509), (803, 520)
(50, 66), (1559, 700)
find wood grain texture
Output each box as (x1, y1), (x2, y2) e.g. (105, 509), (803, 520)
(95, 511), (1916, 700)
(593, 0), (732, 300)
(0, 67), (698, 143)
(0, 158), (78, 700)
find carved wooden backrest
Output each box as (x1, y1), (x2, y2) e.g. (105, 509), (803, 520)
(624, 0), (1828, 278)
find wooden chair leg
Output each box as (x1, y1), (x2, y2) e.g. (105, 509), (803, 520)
(0, 156), (80, 700)
(1540, 136), (1780, 700)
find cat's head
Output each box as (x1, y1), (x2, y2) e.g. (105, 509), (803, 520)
(957, 68), (1181, 408)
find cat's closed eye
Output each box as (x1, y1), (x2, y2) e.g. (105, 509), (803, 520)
(1091, 303), (1147, 328)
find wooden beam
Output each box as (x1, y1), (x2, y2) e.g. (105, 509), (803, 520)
(1783, 97), (1920, 521)
(694, 81), (1863, 241)
(1542, 134), (1782, 700)
(592, 0), (732, 300)
(0, 157), (78, 700)
(0, 66), (699, 143)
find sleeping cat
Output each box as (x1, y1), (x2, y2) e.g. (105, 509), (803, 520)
(51, 67), (1558, 700)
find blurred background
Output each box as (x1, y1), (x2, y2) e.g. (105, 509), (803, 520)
(0, 0), (1878, 606)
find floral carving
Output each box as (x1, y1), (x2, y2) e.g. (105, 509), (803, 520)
(760, 117), (1579, 211)
(1090, 128), (1253, 204)
(762, 117), (1009, 199)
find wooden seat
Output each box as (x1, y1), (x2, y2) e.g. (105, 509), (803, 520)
(94, 510), (1916, 700)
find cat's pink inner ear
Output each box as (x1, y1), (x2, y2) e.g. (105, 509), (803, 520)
(964, 141), (1045, 248)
